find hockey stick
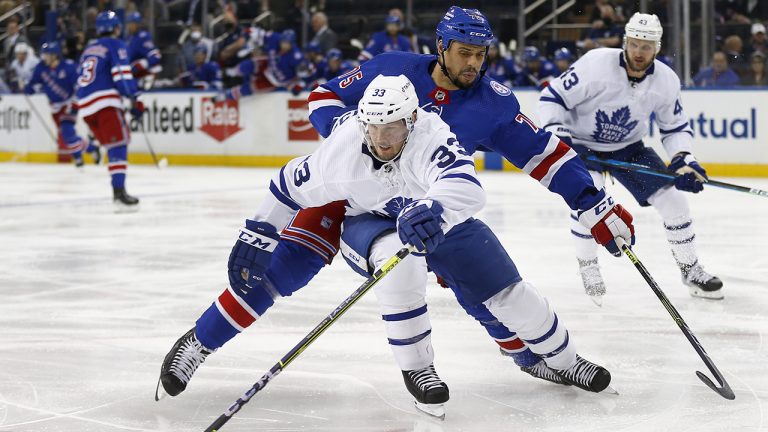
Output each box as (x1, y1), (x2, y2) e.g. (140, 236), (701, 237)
(584, 155), (768, 198)
(136, 115), (168, 169)
(23, 93), (58, 147)
(616, 238), (735, 400)
(204, 246), (415, 432)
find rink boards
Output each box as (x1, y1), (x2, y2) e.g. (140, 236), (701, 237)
(0, 88), (766, 176)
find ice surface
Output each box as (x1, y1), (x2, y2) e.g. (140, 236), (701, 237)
(0, 163), (766, 431)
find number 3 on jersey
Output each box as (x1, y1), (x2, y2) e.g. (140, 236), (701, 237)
(559, 66), (579, 90)
(78, 58), (98, 87)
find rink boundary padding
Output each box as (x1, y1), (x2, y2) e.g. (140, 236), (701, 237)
(1, 89), (766, 176)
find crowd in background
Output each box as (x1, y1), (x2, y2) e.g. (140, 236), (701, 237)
(0, 0), (767, 96)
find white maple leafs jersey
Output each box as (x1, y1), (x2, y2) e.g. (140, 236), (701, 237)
(254, 107), (485, 235)
(538, 48), (693, 157)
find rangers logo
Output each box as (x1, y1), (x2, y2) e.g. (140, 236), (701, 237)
(490, 80), (511, 96)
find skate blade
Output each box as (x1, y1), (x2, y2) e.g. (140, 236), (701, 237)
(602, 385), (619, 396)
(589, 294), (603, 307)
(688, 286), (724, 300)
(114, 202), (140, 214)
(414, 401), (445, 420)
(155, 378), (169, 401)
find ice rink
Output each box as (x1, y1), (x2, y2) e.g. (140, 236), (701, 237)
(1, 162), (766, 432)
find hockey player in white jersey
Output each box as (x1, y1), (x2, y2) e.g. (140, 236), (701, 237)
(538, 13), (722, 305)
(163, 74), (631, 416)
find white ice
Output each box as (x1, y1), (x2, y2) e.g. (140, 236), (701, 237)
(0, 162), (766, 432)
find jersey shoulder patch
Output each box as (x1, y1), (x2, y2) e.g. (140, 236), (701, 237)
(489, 80), (511, 96)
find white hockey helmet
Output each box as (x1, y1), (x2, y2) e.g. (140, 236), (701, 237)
(624, 12), (663, 53)
(358, 74), (419, 162)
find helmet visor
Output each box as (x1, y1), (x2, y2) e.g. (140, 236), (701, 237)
(361, 119), (409, 161)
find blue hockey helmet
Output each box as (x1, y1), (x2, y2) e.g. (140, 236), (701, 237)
(327, 48), (342, 60)
(40, 41), (62, 56)
(126, 11), (142, 24)
(522, 46), (541, 62)
(95, 10), (121, 34)
(305, 41), (321, 53)
(280, 29), (296, 44)
(385, 15), (401, 25)
(553, 47), (573, 61)
(435, 6), (494, 50)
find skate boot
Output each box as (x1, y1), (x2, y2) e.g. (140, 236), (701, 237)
(73, 155), (85, 170)
(554, 355), (612, 393)
(113, 187), (139, 213)
(156, 328), (215, 400)
(680, 261), (723, 300)
(402, 363), (450, 420)
(499, 348), (570, 386)
(578, 258), (606, 307)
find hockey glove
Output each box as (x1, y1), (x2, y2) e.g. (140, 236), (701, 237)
(669, 152), (707, 193)
(227, 220), (280, 294)
(397, 199), (446, 254)
(129, 99), (145, 119)
(578, 195), (635, 257)
(544, 123), (573, 147)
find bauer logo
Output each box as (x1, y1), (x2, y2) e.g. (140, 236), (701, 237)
(199, 98), (242, 142)
(288, 99), (319, 141)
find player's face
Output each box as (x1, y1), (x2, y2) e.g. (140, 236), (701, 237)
(194, 51), (205, 64)
(364, 119), (410, 161)
(556, 59), (571, 73)
(442, 41), (487, 89)
(42, 53), (57, 66)
(127, 22), (138, 34)
(625, 38), (656, 72)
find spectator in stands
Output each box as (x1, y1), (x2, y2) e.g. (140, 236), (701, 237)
(266, 29), (305, 89)
(742, 51), (768, 86)
(693, 51), (740, 87)
(580, 4), (623, 51)
(180, 23), (215, 70)
(747, 23), (767, 57)
(715, 0), (751, 24)
(723, 34), (748, 79)
(553, 47), (574, 73)
(218, 14), (246, 68)
(323, 48), (354, 81)
(310, 12), (337, 54)
(179, 45), (223, 90)
(486, 40), (518, 87)
(8, 42), (38, 92)
(358, 14), (411, 62)
(2, 16), (26, 65)
(515, 46), (559, 88)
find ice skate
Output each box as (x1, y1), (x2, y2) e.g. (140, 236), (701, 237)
(578, 258), (606, 306)
(554, 355), (612, 393)
(113, 187), (139, 213)
(402, 363), (449, 420)
(155, 327), (214, 400)
(680, 261), (723, 300)
(499, 348), (570, 386)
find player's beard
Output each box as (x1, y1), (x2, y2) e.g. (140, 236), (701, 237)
(446, 65), (479, 89)
(625, 50), (655, 73)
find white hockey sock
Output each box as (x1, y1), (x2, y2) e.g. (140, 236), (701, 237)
(648, 187), (697, 267)
(571, 211), (599, 261)
(482, 281), (576, 370)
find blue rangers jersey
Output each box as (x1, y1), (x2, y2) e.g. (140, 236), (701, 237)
(76, 37), (139, 117)
(25, 59), (79, 113)
(266, 47), (304, 87)
(359, 31), (412, 62)
(307, 51), (605, 212)
(486, 56), (519, 88)
(186, 61), (222, 90)
(126, 30), (162, 75)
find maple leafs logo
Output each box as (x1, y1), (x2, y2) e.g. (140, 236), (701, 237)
(591, 106), (638, 143)
(374, 196), (415, 218)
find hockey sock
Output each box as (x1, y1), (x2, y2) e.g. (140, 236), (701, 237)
(570, 211), (598, 261)
(107, 145), (128, 189)
(648, 187), (697, 266)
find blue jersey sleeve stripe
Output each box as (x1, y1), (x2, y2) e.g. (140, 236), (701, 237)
(269, 181), (302, 211)
(440, 159), (475, 173)
(541, 86), (569, 110)
(278, 166), (293, 199)
(659, 122), (690, 134)
(439, 173), (483, 188)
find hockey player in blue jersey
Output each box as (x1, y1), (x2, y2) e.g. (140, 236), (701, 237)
(179, 45), (222, 90)
(76, 10), (145, 212)
(553, 47), (574, 73)
(159, 6), (636, 401)
(359, 14), (412, 62)
(125, 12), (162, 81)
(25, 41), (100, 167)
(323, 48), (355, 81)
(486, 39), (519, 87)
(515, 46), (560, 88)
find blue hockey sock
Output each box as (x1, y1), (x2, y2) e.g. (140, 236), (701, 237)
(107, 145), (127, 189)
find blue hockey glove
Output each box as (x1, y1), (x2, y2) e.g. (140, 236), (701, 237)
(129, 99), (145, 119)
(578, 195), (635, 257)
(669, 152), (707, 193)
(228, 220), (280, 294)
(397, 199), (446, 254)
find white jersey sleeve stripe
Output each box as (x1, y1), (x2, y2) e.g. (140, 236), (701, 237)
(538, 149), (578, 188)
(521, 135), (560, 175)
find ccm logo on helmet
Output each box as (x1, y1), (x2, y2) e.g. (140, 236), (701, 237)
(469, 32), (486, 36)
